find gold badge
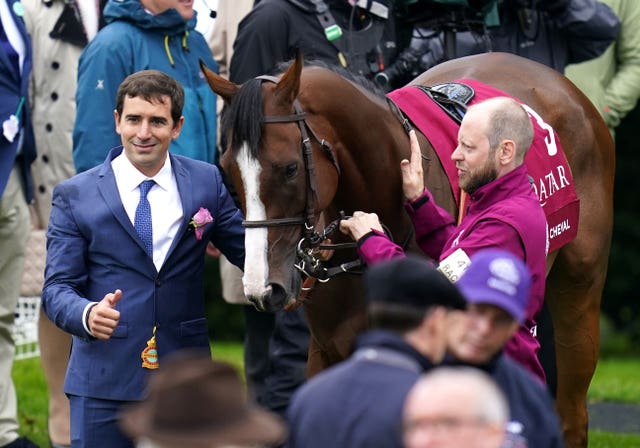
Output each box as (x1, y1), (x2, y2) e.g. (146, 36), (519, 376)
(141, 326), (159, 369)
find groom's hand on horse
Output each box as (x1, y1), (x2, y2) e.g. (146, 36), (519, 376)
(401, 130), (425, 202)
(340, 211), (385, 241)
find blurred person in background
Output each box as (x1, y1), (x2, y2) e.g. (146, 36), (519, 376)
(565, 0), (640, 136)
(402, 367), (508, 448)
(375, 0), (620, 90)
(120, 352), (287, 448)
(0, 0), (38, 445)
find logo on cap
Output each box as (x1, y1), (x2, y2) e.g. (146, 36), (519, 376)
(487, 258), (521, 296)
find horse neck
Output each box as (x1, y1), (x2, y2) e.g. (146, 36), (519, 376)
(317, 88), (411, 233)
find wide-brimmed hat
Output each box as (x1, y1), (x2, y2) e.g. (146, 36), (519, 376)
(456, 249), (532, 323)
(120, 351), (287, 447)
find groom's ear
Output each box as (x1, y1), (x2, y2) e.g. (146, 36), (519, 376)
(172, 116), (185, 140)
(114, 109), (122, 135)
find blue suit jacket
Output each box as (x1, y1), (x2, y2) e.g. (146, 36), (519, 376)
(42, 147), (245, 401)
(0, 0), (35, 199)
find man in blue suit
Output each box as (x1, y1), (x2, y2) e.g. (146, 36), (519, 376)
(0, 0), (38, 445)
(42, 70), (245, 448)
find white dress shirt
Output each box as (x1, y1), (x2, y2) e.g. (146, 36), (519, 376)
(112, 152), (183, 271)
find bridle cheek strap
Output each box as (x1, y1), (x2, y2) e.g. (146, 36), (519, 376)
(242, 75), (339, 235)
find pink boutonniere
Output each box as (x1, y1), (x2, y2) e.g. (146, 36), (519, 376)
(190, 207), (213, 240)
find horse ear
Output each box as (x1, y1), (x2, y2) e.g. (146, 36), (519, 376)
(274, 50), (303, 105)
(199, 59), (240, 104)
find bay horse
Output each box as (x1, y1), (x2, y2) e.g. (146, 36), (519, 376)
(202, 52), (614, 448)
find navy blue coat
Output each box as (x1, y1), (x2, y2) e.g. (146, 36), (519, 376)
(0, 0), (35, 200)
(286, 330), (435, 448)
(446, 353), (565, 448)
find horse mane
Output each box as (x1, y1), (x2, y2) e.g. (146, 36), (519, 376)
(220, 59), (385, 158)
(220, 78), (265, 157)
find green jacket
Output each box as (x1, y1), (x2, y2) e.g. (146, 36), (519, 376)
(565, 0), (640, 130)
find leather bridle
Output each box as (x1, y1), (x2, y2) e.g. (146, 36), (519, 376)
(238, 75), (412, 289)
(241, 75), (340, 238)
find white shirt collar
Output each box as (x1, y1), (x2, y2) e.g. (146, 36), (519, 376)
(113, 151), (174, 192)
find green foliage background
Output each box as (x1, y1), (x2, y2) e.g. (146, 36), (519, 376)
(203, 257), (245, 340)
(601, 104), (640, 346)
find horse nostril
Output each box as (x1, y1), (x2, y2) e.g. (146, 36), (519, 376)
(248, 297), (266, 312)
(265, 283), (287, 312)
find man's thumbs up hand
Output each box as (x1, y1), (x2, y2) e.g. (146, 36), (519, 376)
(105, 289), (122, 308)
(89, 289), (122, 340)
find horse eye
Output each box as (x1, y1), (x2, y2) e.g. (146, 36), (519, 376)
(284, 163), (299, 179)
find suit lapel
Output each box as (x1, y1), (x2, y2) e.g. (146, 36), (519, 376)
(96, 148), (150, 257)
(164, 154), (194, 261)
(1, 0), (30, 87)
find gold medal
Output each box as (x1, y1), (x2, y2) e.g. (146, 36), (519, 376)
(141, 326), (159, 369)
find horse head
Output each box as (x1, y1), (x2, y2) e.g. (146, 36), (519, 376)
(201, 54), (341, 312)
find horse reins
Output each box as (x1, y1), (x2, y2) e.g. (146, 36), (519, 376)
(242, 75), (414, 303)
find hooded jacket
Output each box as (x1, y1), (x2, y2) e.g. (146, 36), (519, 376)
(72, 0), (218, 173)
(358, 165), (548, 381)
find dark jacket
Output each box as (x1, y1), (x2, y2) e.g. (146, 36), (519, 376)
(446, 353), (565, 447)
(459, 0), (621, 72)
(0, 0), (35, 200)
(229, 0), (398, 83)
(286, 330), (434, 448)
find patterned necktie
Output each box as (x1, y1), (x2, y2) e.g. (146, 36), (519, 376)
(134, 180), (155, 257)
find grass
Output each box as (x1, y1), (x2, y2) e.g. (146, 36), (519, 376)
(12, 343), (640, 447)
(588, 357), (640, 403)
(12, 342), (244, 447)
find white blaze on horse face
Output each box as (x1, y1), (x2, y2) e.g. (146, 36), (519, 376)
(237, 142), (271, 299)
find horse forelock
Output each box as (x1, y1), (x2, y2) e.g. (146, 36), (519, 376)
(222, 78), (264, 159)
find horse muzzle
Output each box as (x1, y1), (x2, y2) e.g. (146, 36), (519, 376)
(246, 281), (298, 313)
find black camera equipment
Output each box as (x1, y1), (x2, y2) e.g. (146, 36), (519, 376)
(374, 0), (495, 90)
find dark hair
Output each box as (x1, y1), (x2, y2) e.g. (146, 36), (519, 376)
(115, 70), (184, 127)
